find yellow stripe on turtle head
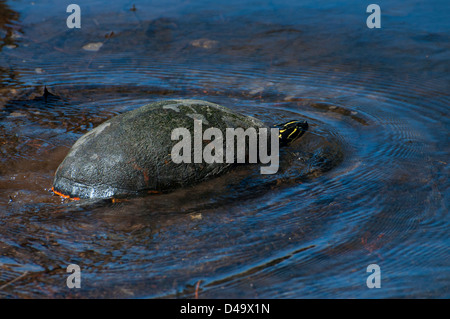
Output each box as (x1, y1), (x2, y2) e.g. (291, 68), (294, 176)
(287, 127), (298, 139)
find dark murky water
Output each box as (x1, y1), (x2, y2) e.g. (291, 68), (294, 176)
(0, 0), (448, 298)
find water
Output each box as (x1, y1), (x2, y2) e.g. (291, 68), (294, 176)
(0, 0), (448, 298)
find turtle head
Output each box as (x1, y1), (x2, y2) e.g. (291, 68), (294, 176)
(274, 120), (309, 146)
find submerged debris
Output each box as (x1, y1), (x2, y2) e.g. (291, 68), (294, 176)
(190, 38), (218, 49)
(82, 42), (103, 52)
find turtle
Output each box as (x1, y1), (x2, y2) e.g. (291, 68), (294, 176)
(52, 99), (308, 200)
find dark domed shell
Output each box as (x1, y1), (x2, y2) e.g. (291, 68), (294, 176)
(52, 99), (268, 199)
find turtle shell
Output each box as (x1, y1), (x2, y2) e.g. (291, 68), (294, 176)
(52, 99), (268, 199)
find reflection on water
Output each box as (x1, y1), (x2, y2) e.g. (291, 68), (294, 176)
(0, 0), (21, 49)
(0, 0), (448, 298)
